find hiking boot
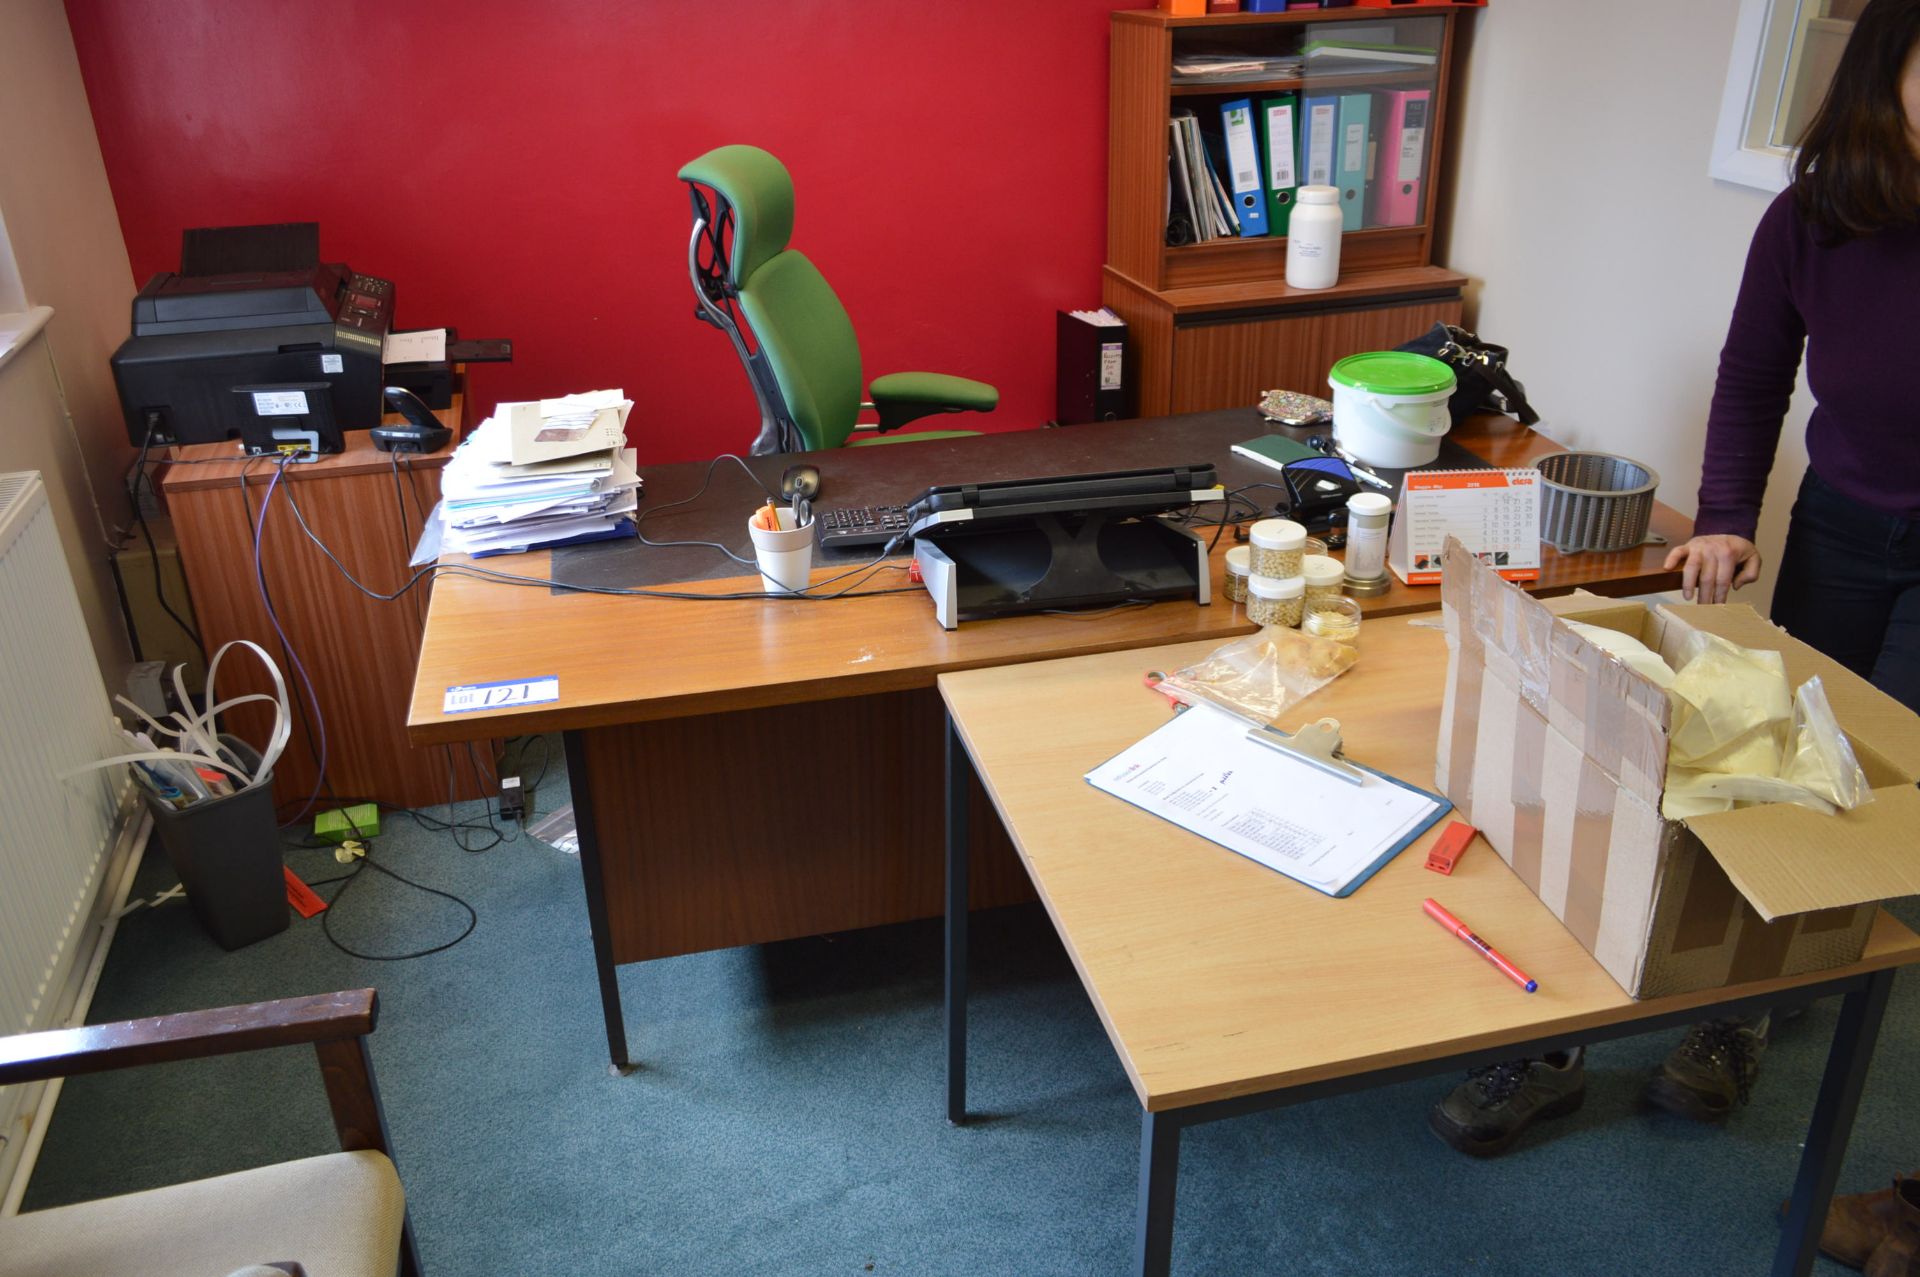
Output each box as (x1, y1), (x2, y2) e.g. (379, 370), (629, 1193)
(1866, 1178), (1920, 1277)
(1645, 1015), (1769, 1122)
(1428, 1047), (1586, 1157)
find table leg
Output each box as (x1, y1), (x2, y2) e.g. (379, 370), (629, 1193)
(946, 711), (971, 1125)
(1774, 967), (1896, 1276)
(1135, 1108), (1182, 1277)
(563, 730), (633, 1074)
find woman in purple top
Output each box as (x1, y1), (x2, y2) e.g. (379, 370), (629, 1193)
(1431, 12), (1920, 1251)
(1666, 0), (1920, 716)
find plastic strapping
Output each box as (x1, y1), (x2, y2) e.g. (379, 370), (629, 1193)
(60, 640), (293, 789)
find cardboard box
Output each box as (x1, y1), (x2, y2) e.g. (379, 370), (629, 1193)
(1435, 542), (1920, 998)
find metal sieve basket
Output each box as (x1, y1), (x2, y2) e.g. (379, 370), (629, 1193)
(1536, 451), (1662, 553)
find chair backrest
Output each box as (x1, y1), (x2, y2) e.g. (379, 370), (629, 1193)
(679, 145), (864, 452)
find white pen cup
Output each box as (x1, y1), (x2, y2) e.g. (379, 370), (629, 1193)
(747, 507), (815, 594)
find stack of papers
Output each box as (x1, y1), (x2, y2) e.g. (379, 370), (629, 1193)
(1302, 40), (1438, 74)
(437, 390), (640, 558)
(1170, 52), (1305, 83)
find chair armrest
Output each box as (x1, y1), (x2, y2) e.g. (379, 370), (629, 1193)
(0, 989), (377, 1087)
(868, 372), (998, 434)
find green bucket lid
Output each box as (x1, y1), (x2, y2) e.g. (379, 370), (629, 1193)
(1328, 351), (1456, 396)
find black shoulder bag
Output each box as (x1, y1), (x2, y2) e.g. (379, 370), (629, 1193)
(1395, 323), (1541, 427)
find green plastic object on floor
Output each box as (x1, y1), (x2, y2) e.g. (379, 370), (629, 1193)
(314, 802), (380, 843)
(679, 145), (998, 454)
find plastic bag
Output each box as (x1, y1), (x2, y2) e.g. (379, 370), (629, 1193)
(1157, 625), (1358, 726)
(1655, 655), (1873, 820)
(1784, 676), (1874, 811)
(1666, 633), (1792, 776)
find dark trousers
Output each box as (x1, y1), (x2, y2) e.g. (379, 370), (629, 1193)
(1770, 468), (1920, 714)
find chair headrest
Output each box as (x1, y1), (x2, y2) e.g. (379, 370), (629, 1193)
(677, 145), (795, 289)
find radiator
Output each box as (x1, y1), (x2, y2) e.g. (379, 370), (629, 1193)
(0, 471), (127, 1153)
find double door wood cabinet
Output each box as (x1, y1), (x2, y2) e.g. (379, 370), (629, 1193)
(1102, 6), (1474, 417)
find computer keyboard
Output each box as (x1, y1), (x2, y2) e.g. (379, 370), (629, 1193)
(816, 504), (912, 551)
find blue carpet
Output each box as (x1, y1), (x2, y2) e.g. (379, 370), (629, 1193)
(20, 747), (1920, 1275)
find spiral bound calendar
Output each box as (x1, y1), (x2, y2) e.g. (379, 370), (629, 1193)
(1387, 468), (1541, 585)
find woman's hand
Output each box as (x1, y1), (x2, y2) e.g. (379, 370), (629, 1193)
(1662, 534), (1761, 603)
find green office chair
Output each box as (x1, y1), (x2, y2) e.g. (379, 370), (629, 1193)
(679, 145), (998, 455)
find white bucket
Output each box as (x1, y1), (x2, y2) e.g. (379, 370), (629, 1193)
(1331, 383), (1453, 469)
(1327, 351), (1457, 470)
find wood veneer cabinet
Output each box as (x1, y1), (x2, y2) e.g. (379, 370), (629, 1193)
(162, 395), (495, 811)
(1102, 5), (1474, 417)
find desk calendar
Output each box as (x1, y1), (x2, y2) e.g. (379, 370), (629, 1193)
(1387, 469), (1541, 585)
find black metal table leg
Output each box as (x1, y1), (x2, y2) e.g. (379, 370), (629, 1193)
(563, 730), (634, 1074)
(1135, 1108), (1182, 1277)
(946, 711), (972, 1124)
(1775, 967), (1897, 1276)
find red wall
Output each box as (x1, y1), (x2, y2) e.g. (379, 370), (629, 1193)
(65, 0), (1137, 463)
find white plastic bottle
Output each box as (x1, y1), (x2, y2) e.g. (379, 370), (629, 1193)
(1285, 185), (1343, 290)
(1344, 492), (1392, 582)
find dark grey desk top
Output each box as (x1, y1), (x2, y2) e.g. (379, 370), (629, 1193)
(550, 409), (1481, 590)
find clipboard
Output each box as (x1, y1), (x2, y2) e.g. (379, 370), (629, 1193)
(1084, 703), (1451, 898)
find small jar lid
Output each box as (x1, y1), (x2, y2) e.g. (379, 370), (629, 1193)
(1249, 518), (1307, 551)
(1347, 492), (1393, 518)
(1296, 184), (1339, 205)
(1247, 574), (1305, 600)
(1225, 545), (1251, 577)
(1302, 554), (1345, 586)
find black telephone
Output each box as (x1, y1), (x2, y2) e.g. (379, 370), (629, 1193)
(372, 387), (452, 453)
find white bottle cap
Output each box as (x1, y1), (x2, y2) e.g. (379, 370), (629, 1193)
(1297, 185), (1340, 205)
(1225, 545), (1251, 577)
(1347, 492), (1392, 518)
(1249, 518), (1307, 551)
(1247, 574), (1305, 600)
(1302, 554), (1345, 587)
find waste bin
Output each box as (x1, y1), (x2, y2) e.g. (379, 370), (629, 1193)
(141, 735), (288, 950)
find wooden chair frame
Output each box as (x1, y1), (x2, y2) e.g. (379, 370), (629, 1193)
(0, 989), (422, 1277)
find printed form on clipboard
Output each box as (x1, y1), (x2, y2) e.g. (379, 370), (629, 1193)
(1084, 701), (1449, 898)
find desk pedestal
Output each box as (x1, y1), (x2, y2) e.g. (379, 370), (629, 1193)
(565, 687), (1033, 1065)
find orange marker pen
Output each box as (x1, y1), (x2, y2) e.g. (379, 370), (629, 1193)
(1424, 898), (1537, 993)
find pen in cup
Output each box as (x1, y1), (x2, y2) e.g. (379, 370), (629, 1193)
(1423, 898), (1537, 993)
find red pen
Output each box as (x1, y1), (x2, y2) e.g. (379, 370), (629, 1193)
(1424, 898), (1538, 993)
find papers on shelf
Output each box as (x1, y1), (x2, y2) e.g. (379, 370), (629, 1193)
(1084, 701), (1447, 898)
(432, 392), (640, 558)
(1302, 40), (1439, 75)
(382, 328), (447, 365)
(1171, 52), (1304, 83)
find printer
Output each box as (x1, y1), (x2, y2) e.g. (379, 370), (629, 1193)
(111, 223), (395, 452)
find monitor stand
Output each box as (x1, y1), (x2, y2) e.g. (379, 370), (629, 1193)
(913, 512), (1210, 630)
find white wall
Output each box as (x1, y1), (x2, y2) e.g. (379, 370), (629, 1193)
(1445, 0), (1810, 608)
(0, 0), (140, 683)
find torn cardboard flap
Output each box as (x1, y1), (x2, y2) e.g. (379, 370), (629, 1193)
(1687, 785), (1920, 921)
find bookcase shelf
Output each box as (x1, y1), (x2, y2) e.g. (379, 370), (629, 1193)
(1169, 69), (1435, 98)
(1101, 5), (1476, 418)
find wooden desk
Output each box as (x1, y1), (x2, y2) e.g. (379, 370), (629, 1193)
(404, 409), (1690, 1068)
(164, 395), (493, 810)
(936, 625), (1920, 1275)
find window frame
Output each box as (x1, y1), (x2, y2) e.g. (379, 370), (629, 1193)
(1711, 0), (1818, 192)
